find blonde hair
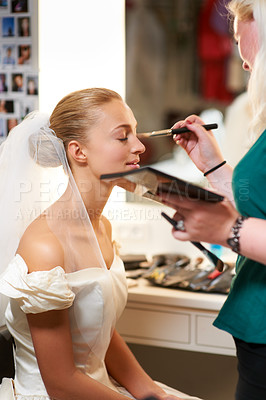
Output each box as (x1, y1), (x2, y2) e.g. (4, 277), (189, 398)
(227, 1), (266, 140)
(227, 0), (253, 21)
(50, 87), (123, 146)
(28, 88), (123, 168)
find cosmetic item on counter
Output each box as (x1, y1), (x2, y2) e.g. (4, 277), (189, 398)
(123, 252), (234, 294)
(121, 254), (147, 270)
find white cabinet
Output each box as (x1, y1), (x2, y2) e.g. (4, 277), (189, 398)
(117, 279), (235, 356)
(118, 305), (191, 346)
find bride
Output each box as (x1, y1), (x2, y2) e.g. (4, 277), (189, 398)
(0, 88), (201, 400)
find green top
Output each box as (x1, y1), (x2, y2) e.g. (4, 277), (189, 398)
(213, 129), (266, 343)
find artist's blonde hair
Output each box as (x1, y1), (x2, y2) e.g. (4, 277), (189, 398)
(227, 0), (266, 140)
(227, 0), (253, 21)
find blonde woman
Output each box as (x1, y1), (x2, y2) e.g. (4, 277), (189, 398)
(162, 2), (266, 399)
(0, 88), (201, 400)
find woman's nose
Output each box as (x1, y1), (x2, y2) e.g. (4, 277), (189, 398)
(133, 136), (146, 154)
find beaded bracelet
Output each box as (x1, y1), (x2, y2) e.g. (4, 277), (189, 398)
(226, 215), (249, 254)
(203, 160), (226, 177)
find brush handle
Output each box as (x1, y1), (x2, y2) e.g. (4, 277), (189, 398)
(191, 241), (224, 272)
(161, 212), (224, 272)
(171, 123), (218, 135)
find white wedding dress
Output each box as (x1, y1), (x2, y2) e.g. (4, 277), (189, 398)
(0, 253), (201, 400)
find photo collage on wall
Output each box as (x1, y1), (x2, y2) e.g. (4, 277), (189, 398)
(0, 0), (38, 141)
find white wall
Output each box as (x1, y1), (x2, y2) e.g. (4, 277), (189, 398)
(0, 0), (126, 327)
(38, 0), (125, 113)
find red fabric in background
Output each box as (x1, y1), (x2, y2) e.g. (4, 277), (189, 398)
(198, 0), (233, 102)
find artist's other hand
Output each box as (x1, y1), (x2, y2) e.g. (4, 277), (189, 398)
(172, 115), (224, 173)
(160, 193), (239, 247)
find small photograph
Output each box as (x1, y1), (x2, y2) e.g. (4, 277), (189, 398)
(26, 75), (38, 95)
(12, 72), (23, 92)
(22, 98), (35, 117)
(18, 44), (31, 65)
(17, 16), (30, 37)
(0, 1), (8, 9)
(0, 118), (5, 137)
(7, 117), (18, 134)
(2, 45), (16, 66)
(0, 99), (14, 113)
(11, 0), (28, 13)
(2, 17), (15, 37)
(0, 73), (8, 92)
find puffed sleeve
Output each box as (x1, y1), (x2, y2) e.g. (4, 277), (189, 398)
(0, 255), (75, 313)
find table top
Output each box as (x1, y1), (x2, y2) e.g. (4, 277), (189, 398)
(127, 278), (227, 311)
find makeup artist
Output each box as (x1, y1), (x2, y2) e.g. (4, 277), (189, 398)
(160, 1), (266, 399)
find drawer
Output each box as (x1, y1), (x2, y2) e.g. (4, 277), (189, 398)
(196, 315), (235, 350)
(117, 306), (190, 344)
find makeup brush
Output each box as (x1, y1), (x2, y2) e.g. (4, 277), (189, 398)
(137, 123), (218, 138)
(161, 212), (224, 272)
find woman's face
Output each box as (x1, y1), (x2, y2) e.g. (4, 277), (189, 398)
(21, 18), (29, 30)
(234, 17), (259, 72)
(15, 75), (23, 87)
(83, 99), (146, 177)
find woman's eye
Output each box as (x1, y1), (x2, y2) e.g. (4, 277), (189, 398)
(118, 137), (128, 142)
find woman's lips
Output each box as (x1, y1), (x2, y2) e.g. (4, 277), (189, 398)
(126, 161), (140, 169)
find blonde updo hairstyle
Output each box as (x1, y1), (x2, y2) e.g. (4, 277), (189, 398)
(28, 88), (123, 168)
(227, 0), (266, 140)
(50, 87), (123, 156)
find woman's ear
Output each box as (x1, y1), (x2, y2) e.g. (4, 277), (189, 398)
(67, 140), (88, 164)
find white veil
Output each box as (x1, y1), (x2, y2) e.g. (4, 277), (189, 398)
(0, 111), (106, 274)
(0, 111), (115, 361)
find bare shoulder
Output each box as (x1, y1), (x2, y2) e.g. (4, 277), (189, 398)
(17, 216), (64, 273)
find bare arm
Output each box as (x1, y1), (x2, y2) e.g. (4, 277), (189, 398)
(27, 310), (134, 400)
(105, 329), (182, 400)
